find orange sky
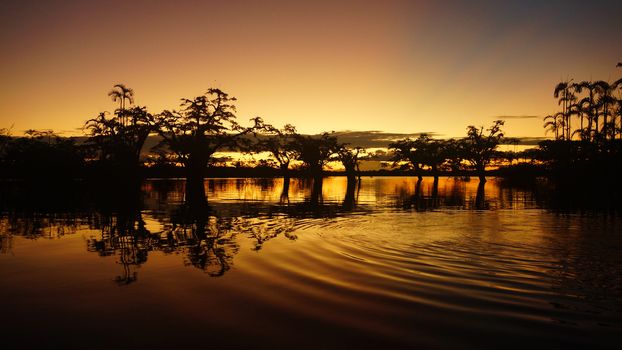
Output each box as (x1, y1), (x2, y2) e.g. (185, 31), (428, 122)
(1, 0), (621, 138)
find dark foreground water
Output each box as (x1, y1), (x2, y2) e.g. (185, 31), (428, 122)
(0, 177), (621, 349)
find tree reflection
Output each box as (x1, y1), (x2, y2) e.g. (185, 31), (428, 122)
(87, 189), (153, 285)
(475, 181), (488, 210)
(397, 178), (495, 211)
(398, 178), (442, 211)
(3, 177), (582, 287)
(169, 203), (239, 277)
(341, 179), (358, 211)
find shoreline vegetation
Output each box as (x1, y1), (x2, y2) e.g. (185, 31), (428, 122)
(1, 62), (621, 207)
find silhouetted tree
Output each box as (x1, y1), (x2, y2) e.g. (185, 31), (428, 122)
(108, 83), (135, 126)
(85, 105), (156, 184)
(443, 139), (467, 175)
(388, 138), (424, 180)
(291, 132), (339, 180)
(572, 81), (598, 140)
(414, 135), (447, 181)
(389, 134), (448, 180)
(462, 120), (504, 183)
(0, 127), (12, 169)
(336, 145), (365, 182)
(154, 88), (255, 204)
(252, 117), (298, 179)
(554, 80), (575, 140)
(593, 80), (616, 140)
(1, 129), (85, 180)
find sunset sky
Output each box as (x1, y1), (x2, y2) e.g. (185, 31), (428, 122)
(1, 0), (621, 138)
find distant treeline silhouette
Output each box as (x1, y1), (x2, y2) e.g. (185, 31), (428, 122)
(0, 85), (507, 182)
(1, 62), (621, 198)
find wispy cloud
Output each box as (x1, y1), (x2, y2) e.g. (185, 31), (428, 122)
(329, 131), (442, 148)
(491, 115), (540, 120)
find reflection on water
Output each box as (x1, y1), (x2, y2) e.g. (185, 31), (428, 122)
(0, 177), (621, 348)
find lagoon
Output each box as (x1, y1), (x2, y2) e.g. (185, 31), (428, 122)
(0, 177), (620, 348)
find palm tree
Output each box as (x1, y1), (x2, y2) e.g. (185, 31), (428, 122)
(554, 81), (573, 140)
(554, 111), (567, 140)
(543, 114), (560, 140)
(593, 80), (615, 140)
(575, 81), (598, 141)
(108, 84), (135, 126)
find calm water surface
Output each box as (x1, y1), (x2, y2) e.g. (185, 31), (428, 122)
(1, 177), (621, 349)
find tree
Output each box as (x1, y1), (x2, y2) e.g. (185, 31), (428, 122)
(554, 80), (574, 140)
(0, 127), (11, 164)
(573, 81), (598, 141)
(85, 106), (156, 178)
(388, 138), (424, 180)
(2, 129), (84, 180)
(443, 138), (466, 175)
(593, 80), (615, 140)
(413, 134), (447, 181)
(543, 114), (561, 140)
(291, 132), (339, 180)
(462, 120), (504, 182)
(252, 117), (298, 179)
(108, 83), (135, 126)
(154, 88), (253, 204)
(336, 145), (365, 182)
(388, 134), (447, 180)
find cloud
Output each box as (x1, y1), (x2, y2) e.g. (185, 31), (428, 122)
(508, 136), (549, 145)
(329, 131), (442, 148)
(330, 131), (548, 147)
(491, 115), (540, 120)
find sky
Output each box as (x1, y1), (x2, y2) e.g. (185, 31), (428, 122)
(1, 0), (621, 138)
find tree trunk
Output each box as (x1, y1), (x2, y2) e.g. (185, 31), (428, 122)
(186, 173), (206, 205)
(342, 178), (356, 210)
(345, 164), (356, 183)
(310, 176), (323, 204)
(280, 163), (290, 180)
(280, 177), (290, 203)
(475, 180), (486, 209)
(185, 155), (207, 205)
(432, 164), (439, 182)
(432, 176), (439, 197)
(477, 164), (486, 183)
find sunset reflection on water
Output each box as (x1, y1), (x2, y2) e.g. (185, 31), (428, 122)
(0, 177), (620, 348)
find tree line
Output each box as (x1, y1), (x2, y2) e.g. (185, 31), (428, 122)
(535, 62), (622, 188)
(0, 84), (510, 200)
(2, 62), (620, 203)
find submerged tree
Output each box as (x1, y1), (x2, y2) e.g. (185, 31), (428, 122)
(252, 118), (298, 179)
(414, 135), (447, 181)
(291, 132), (339, 180)
(388, 138), (424, 180)
(462, 120), (504, 182)
(85, 104), (156, 183)
(336, 145), (365, 182)
(155, 88), (254, 204)
(388, 134), (447, 180)
(2, 129), (85, 180)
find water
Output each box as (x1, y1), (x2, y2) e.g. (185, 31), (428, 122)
(0, 177), (620, 348)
